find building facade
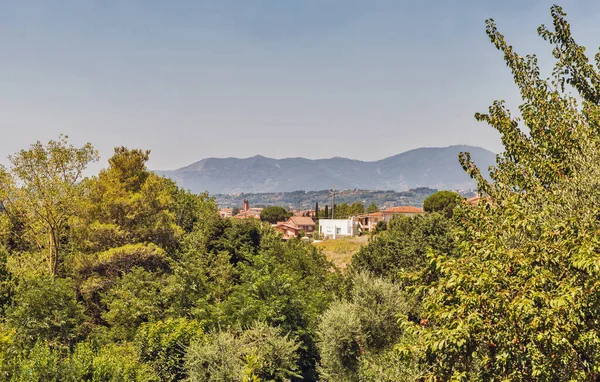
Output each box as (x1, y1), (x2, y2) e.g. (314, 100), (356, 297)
(318, 217), (357, 239)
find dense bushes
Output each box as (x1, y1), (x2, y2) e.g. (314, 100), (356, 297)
(0, 145), (339, 381)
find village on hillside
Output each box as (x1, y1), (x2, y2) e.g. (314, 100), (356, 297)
(218, 194), (481, 240)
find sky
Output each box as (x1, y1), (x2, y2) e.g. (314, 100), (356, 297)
(1, 0), (599, 172)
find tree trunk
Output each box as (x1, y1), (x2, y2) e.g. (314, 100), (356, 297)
(49, 228), (59, 276)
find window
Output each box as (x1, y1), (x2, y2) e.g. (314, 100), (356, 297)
(336, 227), (341, 234)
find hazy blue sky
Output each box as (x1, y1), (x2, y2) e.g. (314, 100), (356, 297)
(1, 0), (599, 170)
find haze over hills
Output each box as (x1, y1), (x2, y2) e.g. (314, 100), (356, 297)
(156, 145), (496, 194)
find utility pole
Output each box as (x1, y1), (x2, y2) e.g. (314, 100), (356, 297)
(329, 186), (335, 219)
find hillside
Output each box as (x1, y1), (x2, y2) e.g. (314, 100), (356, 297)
(156, 145), (496, 194)
(213, 187), (472, 210)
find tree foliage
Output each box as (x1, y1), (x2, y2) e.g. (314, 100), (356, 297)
(333, 202), (365, 219)
(4, 5), (600, 381)
(317, 273), (417, 382)
(6, 276), (84, 348)
(400, 6), (600, 380)
(260, 206), (293, 224)
(0, 137), (338, 381)
(365, 203), (379, 214)
(0, 135), (98, 275)
(185, 322), (301, 382)
(422, 190), (460, 217)
(135, 318), (204, 382)
(75, 147), (183, 254)
(350, 213), (454, 282)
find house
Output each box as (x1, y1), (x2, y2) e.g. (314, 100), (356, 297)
(319, 217), (357, 239)
(288, 216), (316, 234)
(274, 216), (316, 239)
(356, 206), (424, 232)
(274, 222), (300, 239)
(219, 208), (233, 218)
(467, 195), (484, 205)
(234, 199), (263, 219)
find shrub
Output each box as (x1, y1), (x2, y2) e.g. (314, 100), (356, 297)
(317, 273), (411, 381)
(65, 341), (158, 381)
(185, 322), (300, 382)
(134, 318), (203, 381)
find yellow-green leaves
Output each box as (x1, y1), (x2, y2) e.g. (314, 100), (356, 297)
(1, 135), (98, 275)
(413, 6), (600, 380)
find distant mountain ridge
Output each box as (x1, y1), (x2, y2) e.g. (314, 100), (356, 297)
(156, 145), (496, 194)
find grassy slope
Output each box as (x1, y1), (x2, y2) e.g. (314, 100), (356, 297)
(313, 236), (369, 270)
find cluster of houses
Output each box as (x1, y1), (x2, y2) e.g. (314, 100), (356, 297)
(219, 200), (427, 240)
(219, 200), (316, 221)
(219, 200), (263, 219)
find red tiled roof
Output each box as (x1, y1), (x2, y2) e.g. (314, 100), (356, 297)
(382, 206), (424, 214)
(288, 216), (316, 226)
(467, 196), (482, 205)
(361, 212), (383, 218)
(466, 195), (491, 206)
(275, 223), (299, 231)
(234, 210), (261, 219)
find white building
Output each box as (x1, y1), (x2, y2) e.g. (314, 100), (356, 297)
(318, 217), (357, 239)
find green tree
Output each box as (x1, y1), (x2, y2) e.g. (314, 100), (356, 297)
(351, 213), (454, 282)
(333, 203), (349, 219)
(373, 220), (387, 234)
(75, 147), (182, 255)
(204, 229), (336, 379)
(400, 6), (600, 380)
(76, 243), (171, 325)
(349, 202), (365, 216)
(0, 136), (98, 275)
(7, 341), (63, 382)
(172, 189), (219, 235)
(207, 218), (263, 265)
(259, 206), (292, 224)
(422, 190), (461, 217)
(366, 202), (379, 214)
(317, 273), (416, 382)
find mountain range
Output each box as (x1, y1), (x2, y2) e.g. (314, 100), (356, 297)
(156, 145), (496, 194)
